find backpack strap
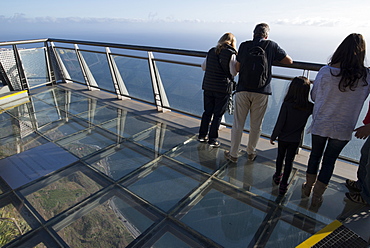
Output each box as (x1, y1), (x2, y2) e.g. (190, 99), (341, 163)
(258, 40), (270, 50)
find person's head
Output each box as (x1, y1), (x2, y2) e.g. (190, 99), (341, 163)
(284, 76), (311, 110)
(253, 23), (270, 39)
(329, 33), (368, 91)
(216, 32), (236, 53)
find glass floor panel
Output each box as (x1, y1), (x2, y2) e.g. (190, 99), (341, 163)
(124, 157), (206, 212)
(22, 164), (105, 221)
(179, 187), (267, 247)
(84, 141), (156, 181)
(52, 187), (159, 247)
(100, 113), (158, 139)
(0, 85), (368, 247)
(168, 140), (227, 174)
(38, 117), (90, 141)
(55, 127), (118, 158)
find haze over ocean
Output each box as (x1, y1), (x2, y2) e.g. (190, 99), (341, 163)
(2, 2), (370, 160)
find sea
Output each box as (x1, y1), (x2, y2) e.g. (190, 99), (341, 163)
(6, 25), (370, 162)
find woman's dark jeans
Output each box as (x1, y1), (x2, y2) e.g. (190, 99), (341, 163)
(307, 134), (349, 185)
(199, 90), (229, 142)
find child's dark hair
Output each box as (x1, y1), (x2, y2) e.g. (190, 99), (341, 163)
(284, 76), (311, 110)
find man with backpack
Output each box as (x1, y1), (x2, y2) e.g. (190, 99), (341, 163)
(225, 23), (293, 162)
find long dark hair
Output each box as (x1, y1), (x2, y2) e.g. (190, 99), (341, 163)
(329, 33), (368, 91)
(284, 76), (311, 110)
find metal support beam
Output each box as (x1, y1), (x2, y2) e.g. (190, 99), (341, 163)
(106, 47), (130, 100)
(74, 44), (99, 90)
(50, 42), (73, 83)
(147, 52), (170, 112)
(12, 45), (28, 90)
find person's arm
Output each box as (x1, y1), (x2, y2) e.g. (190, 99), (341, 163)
(235, 61), (240, 73)
(310, 68), (324, 102)
(201, 57), (207, 71)
(279, 55), (293, 65)
(354, 124), (370, 139)
(270, 103), (287, 145)
(229, 54), (238, 76)
(354, 102), (370, 139)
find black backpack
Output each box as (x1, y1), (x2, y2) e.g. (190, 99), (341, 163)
(242, 40), (270, 89)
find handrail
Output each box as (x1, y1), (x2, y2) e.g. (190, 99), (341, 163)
(0, 39), (48, 46)
(0, 38), (326, 72)
(48, 38), (326, 71)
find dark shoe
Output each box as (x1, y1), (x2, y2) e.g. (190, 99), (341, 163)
(198, 136), (208, 142)
(346, 192), (368, 205)
(208, 140), (220, 148)
(224, 150), (238, 163)
(272, 172), (283, 185)
(279, 183), (288, 195)
(345, 179), (361, 192)
(248, 153), (257, 161)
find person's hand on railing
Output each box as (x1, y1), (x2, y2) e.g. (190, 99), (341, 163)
(354, 124), (370, 139)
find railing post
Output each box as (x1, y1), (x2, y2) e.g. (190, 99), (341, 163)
(147, 52), (170, 112)
(106, 47), (130, 100)
(12, 45), (28, 90)
(74, 44), (99, 91)
(44, 41), (55, 85)
(50, 42), (73, 84)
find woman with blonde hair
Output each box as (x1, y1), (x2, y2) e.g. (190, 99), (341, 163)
(198, 33), (238, 147)
(302, 33), (370, 207)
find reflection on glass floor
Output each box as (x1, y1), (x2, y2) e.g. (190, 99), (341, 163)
(0, 85), (368, 247)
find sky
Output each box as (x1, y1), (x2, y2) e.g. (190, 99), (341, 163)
(2, 0), (370, 63)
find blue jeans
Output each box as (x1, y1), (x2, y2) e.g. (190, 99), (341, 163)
(199, 90), (229, 142)
(358, 137), (370, 204)
(307, 134), (349, 185)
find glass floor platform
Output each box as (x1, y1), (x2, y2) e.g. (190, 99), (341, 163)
(0, 84), (369, 247)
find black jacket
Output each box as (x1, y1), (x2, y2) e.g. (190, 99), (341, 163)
(202, 45), (237, 93)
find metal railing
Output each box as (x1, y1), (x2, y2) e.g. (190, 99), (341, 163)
(6, 38), (366, 162)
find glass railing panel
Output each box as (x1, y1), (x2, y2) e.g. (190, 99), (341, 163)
(84, 142), (156, 181)
(80, 51), (115, 92)
(178, 186), (267, 247)
(156, 62), (204, 115)
(19, 48), (48, 88)
(55, 48), (85, 84)
(124, 157), (205, 212)
(113, 55), (154, 103)
(0, 46), (22, 90)
(21, 164), (105, 221)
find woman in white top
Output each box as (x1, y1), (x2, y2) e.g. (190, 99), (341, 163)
(302, 33), (370, 207)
